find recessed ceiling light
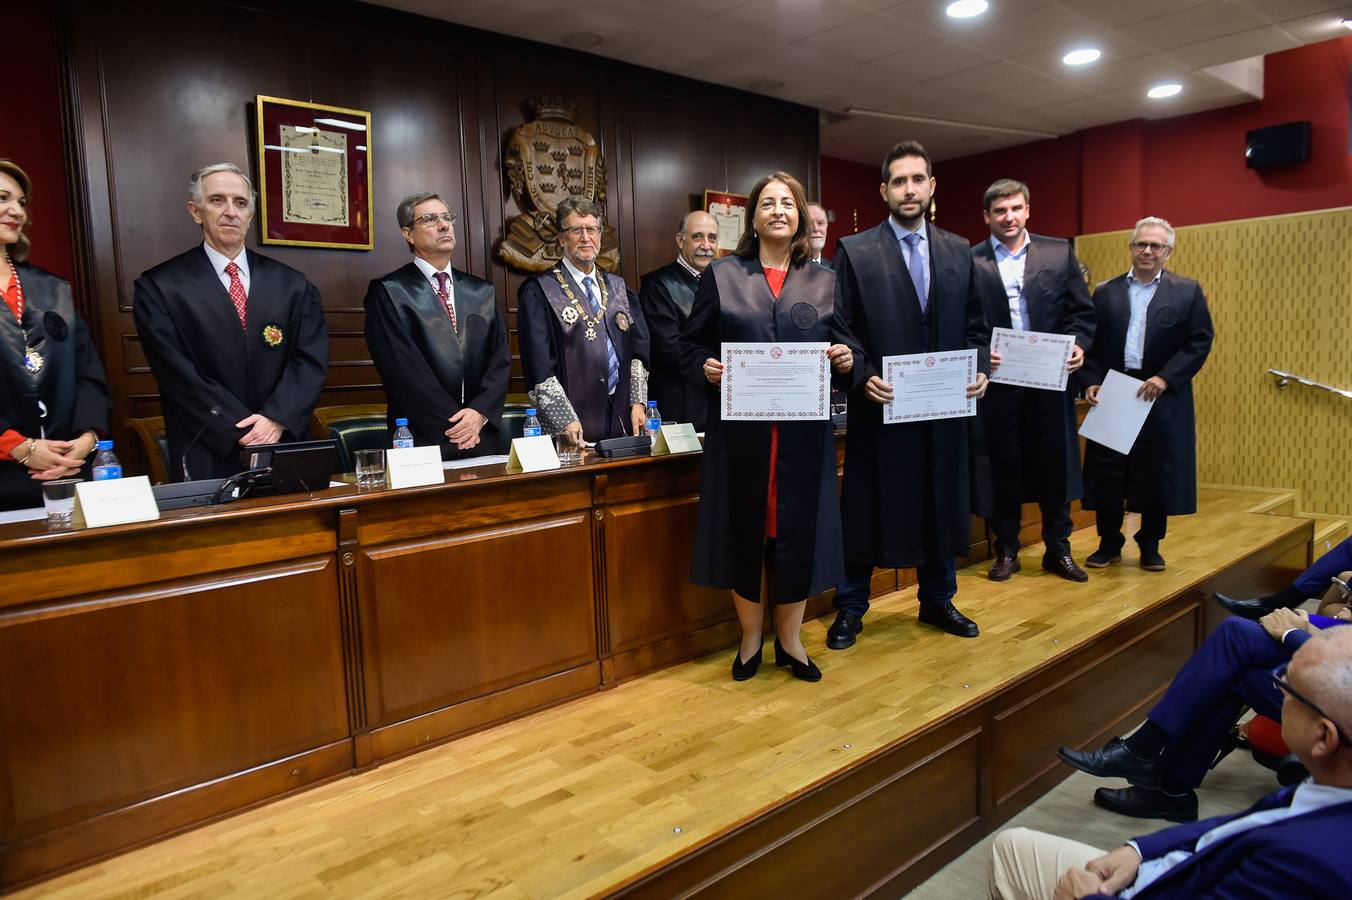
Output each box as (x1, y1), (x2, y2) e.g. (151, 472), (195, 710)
(1062, 48), (1102, 66)
(1342, 17), (1352, 30)
(946, 0), (989, 19)
(1147, 83), (1183, 99)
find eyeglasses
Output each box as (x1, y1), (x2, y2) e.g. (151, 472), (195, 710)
(562, 225), (601, 238)
(1130, 241), (1170, 253)
(412, 212), (456, 227)
(1272, 662), (1352, 747)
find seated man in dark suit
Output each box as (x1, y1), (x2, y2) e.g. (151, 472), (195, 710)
(1217, 533), (1352, 620)
(363, 192), (509, 457)
(134, 162), (329, 480)
(1057, 580), (1349, 822)
(991, 624), (1352, 900)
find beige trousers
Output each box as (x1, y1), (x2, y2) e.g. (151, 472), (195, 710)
(989, 826), (1106, 900)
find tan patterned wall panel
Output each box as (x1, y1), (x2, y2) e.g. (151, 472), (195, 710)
(1076, 208), (1352, 517)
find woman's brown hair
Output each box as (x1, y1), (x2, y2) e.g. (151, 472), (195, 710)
(0, 159), (33, 263)
(733, 170), (811, 266)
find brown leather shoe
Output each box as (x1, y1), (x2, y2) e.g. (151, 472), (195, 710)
(1042, 554), (1089, 583)
(988, 555), (1021, 581)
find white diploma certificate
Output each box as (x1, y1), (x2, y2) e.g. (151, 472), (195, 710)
(882, 349), (977, 423)
(1079, 369), (1155, 455)
(990, 327), (1076, 391)
(721, 342), (830, 420)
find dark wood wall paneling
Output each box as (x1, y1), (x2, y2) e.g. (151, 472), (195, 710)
(58, 0), (820, 458)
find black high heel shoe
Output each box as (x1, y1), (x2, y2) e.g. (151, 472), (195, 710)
(774, 639), (822, 682)
(732, 645), (763, 681)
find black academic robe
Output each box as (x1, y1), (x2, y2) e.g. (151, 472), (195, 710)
(363, 262), (510, 457)
(0, 263), (111, 510)
(680, 256), (862, 604)
(972, 234), (1095, 506)
(836, 221), (991, 568)
(1079, 270), (1213, 516)
(517, 264), (648, 441)
(133, 246), (329, 481)
(638, 260), (707, 430)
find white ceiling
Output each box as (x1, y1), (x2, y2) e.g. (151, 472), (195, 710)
(365, 0), (1352, 163)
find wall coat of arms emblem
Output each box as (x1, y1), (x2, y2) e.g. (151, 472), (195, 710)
(499, 98), (620, 273)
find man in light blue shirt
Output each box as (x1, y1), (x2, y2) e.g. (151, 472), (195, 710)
(989, 625), (1352, 899)
(1077, 218), (1213, 573)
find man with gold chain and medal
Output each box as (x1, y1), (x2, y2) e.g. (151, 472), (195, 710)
(517, 198), (650, 444)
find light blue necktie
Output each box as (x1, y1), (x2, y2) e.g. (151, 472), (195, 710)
(584, 275), (620, 394)
(902, 231), (927, 315)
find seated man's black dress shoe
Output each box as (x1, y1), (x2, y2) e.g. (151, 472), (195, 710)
(1057, 737), (1161, 788)
(1093, 785), (1198, 822)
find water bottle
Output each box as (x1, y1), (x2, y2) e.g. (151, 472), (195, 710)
(645, 400), (662, 435)
(392, 418), (415, 449)
(522, 408), (543, 438)
(91, 440), (122, 481)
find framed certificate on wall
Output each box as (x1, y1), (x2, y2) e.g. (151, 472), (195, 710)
(703, 189), (748, 257)
(255, 95), (373, 250)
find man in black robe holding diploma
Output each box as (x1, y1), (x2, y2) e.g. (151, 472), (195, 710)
(828, 141), (991, 649)
(972, 178), (1095, 584)
(133, 163), (329, 481)
(364, 192), (509, 456)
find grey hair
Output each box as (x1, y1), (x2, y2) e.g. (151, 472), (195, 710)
(188, 163), (255, 211)
(1303, 627), (1352, 732)
(397, 192), (445, 229)
(556, 197), (604, 231)
(1132, 216), (1176, 247)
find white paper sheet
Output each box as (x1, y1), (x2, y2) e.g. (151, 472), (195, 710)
(990, 327), (1076, 391)
(1079, 369), (1155, 455)
(442, 454), (510, 470)
(882, 349), (977, 423)
(0, 506), (48, 525)
(720, 341), (830, 420)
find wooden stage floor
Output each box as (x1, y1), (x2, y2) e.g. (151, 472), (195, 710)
(15, 489), (1312, 899)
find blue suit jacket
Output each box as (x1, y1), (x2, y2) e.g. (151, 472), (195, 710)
(1087, 785), (1352, 898)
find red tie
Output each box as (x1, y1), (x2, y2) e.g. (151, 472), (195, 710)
(225, 261), (247, 329)
(435, 271), (457, 332)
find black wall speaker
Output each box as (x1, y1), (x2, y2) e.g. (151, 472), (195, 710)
(1245, 121), (1312, 170)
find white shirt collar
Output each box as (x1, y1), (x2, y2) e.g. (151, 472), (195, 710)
(561, 255), (599, 289)
(412, 254), (454, 287)
(675, 255), (702, 279)
(202, 241), (248, 279)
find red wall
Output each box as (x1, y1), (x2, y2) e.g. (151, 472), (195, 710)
(11, 10), (74, 280)
(818, 153), (882, 258)
(822, 36), (1352, 244)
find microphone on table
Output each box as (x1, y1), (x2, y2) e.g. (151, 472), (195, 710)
(182, 406), (221, 482)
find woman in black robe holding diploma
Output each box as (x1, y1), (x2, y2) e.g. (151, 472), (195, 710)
(0, 159), (110, 511)
(681, 171), (861, 683)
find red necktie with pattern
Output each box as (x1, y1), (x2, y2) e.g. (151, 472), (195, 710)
(225, 261), (247, 329)
(434, 271), (457, 332)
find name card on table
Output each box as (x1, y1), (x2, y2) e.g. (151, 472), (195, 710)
(651, 423), (702, 455)
(72, 476), (160, 528)
(386, 446), (446, 489)
(506, 436), (560, 473)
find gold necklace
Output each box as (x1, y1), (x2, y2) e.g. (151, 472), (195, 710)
(3, 251), (42, 373)
(554, 267), (608, 341)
